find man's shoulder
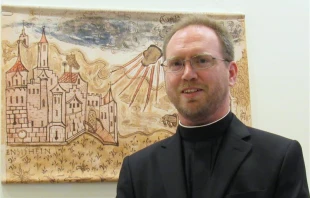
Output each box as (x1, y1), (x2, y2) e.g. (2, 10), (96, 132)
(245, 126), (297, 151)
(231, 115), (295, 148)
(247, 126), (291, 141)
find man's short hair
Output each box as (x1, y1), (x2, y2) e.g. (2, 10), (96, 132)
(162, 14), (235, 62)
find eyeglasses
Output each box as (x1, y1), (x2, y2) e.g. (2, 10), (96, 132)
(161, 53), (230, 73)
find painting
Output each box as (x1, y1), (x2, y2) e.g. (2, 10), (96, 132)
(1, 5), (251, 183)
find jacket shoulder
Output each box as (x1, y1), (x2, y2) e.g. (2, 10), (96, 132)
(246, 127), (297, 153)
(248, 127), (292, 142)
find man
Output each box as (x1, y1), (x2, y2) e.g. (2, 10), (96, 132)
(116, 15), (309, 198)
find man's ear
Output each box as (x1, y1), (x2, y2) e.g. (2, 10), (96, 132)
(228, 61), (238, 86)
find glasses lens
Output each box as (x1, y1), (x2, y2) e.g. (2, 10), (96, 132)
(192, 54), (214, 69)
(167, 58), (183, 72)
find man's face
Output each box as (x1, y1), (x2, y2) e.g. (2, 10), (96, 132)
(165, 25), (236, 126)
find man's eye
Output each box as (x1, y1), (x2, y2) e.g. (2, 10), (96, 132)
(198, 58), (207, 63)
(171, 60), (183, 66)
(196, 56), (210, 64)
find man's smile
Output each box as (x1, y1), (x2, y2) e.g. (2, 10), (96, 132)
(182, 88), (203, 94)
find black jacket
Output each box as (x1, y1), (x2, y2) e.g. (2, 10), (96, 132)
(117, 115), (309, 198)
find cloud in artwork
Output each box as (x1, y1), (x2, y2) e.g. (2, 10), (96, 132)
(5, 16), (170, 52)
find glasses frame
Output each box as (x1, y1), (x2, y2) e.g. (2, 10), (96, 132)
(161, 53), (230, 73)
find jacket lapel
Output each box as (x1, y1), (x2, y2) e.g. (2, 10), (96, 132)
(206, 116), (252, 198)
(158, 132), (188, 198)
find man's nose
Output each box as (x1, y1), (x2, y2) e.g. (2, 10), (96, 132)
(181, 60), (198, 81)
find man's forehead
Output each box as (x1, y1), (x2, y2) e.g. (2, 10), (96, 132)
(167, 25), (220, 49)
(174, 25), (218, 37)
(166, 25), (222, 56)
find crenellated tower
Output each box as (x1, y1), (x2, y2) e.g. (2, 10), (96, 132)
(5, 40), (29, 143)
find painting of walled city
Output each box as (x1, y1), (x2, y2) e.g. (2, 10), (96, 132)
(1, 6), (251, 183)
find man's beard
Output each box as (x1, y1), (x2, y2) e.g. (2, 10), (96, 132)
(168, 83), (229, 123)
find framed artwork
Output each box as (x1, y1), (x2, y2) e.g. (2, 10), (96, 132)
(1, 5), (251, 183)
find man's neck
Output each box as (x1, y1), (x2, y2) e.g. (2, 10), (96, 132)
(179, 110), (230, 128)
(179, 107), (231, 126)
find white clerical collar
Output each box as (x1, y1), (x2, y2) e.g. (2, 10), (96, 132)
(179, 110), (230, 129)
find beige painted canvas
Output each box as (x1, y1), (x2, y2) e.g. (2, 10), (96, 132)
(1, 6), (251, 183)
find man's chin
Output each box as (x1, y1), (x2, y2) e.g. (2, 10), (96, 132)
(178, 107), (206, 120)
(180, 101), (202, 110)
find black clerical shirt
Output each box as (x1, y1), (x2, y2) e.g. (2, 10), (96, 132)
(178, 112), (233, 198)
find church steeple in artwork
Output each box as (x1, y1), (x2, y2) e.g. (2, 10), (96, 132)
(19, 20), (29, 47)
(37, 26), (49, 69)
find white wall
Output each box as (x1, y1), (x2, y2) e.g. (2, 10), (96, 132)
(1, 0), (309, 197)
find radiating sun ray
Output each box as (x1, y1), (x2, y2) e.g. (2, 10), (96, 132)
(111, 56), (143, 85)
(129, 67), (150, 107)
(143, 65), (155, 111)
(111, 45), (164, 111)
(112, 52), (143, 71)
(118, 65), (145, 96)
(155, 61), (161, 103)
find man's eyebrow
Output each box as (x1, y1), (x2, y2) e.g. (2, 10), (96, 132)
(166, 55), (182, 60)
(167, 52), (213, 60)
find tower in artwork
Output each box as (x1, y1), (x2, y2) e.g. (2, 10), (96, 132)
(37, 26), (48, 69)
(19, 21), (29, 47)
(5, 40), (29, 143)
(101, 86), (118, 143)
